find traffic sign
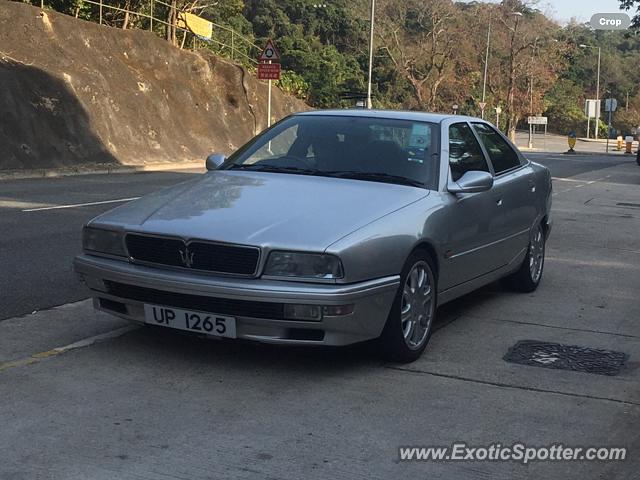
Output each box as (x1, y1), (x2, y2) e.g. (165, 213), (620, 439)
(585, 99), (600, 118)
(259, 39), (280, 62)
(258, 62), (281, 80)
(478, 102), (487, 111)
(528, 116), (548, 125)
(604, 98), (618, 112)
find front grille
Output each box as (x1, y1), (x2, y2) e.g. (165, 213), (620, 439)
(104, 281), (285, 320)
(125, 234), (260, 276)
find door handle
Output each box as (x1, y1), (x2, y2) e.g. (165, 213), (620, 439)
(496, 198), (503, 206)
(528, 180), (536, 193)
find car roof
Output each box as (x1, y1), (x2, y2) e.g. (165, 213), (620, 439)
(295, 109), (482, 124)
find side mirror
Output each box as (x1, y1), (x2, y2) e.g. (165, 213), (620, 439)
(448, 170), (494, 194)
(206, 153), (226, 171)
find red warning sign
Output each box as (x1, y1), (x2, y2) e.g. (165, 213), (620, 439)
(258, 62), (281, 80)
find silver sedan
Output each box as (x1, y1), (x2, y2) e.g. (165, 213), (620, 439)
(74, 110), (552, 362)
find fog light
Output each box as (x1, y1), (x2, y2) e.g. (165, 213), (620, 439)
(284, 304), (323, 321)
(284, 304), (355, 321)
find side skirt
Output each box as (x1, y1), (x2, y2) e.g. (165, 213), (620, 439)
(437, 247), (527, 306)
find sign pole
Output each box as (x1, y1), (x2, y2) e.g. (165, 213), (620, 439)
(595, 47), (601, 139)
(258, 40), (280, 129)
(606, 97), (613, 153)
(267, 76), (272, 128)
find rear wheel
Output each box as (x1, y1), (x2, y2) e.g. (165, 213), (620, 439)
(507, 223), (545, 292)
(379, 251), (437, 363)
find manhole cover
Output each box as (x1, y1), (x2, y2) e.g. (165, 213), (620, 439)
(503, 340), (627, 376)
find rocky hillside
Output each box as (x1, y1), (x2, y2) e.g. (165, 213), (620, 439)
(0, 1), (306, 170)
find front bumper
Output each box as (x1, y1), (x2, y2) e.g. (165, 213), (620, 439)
(74, 254), (399, 346)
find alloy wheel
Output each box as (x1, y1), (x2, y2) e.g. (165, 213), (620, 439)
(529, 225), (545, 283)
(401, 261), (435, 350)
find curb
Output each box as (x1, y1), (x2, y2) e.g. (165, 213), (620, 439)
(0, 162), (204, 181)
(523, 149), (630, 157)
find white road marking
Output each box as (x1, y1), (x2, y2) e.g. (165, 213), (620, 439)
(0, 200), (54, 210)
(552, 177), (585, 183)
(0, 325), (138, 372)
(22, 197), (140, 212)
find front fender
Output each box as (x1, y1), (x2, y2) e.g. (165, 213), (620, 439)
(325, 196), (444, 284)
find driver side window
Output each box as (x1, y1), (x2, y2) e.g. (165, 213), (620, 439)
(449, 123), (490, 181)
(245, 125), (299, 164)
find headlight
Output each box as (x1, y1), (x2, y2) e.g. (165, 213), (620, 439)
(82, 226), (126, 257)
(263, 252), (344, 279)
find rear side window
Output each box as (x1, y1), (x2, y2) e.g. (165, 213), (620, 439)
(448, 123), (490, 182)
(472, 123), (521, 174)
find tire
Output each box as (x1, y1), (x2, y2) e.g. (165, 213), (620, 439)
(379, 251), (437, 363)
(507, 223), (545, 293)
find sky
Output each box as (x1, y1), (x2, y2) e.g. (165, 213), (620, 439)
(466, 0), (629, 24)
(541, 0), (627, 24)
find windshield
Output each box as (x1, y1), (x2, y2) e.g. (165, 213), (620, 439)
(223, 115), (440, 189)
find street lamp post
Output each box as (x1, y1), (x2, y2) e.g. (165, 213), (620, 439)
(481, 12), (491, 119)
(580, 44), (601, 139)
(528, 39), (538, 149)
(366, 0), (376, 109)
(505, 11), (523, 141)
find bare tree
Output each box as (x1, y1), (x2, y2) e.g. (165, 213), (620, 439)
(377, 0), (458, 110)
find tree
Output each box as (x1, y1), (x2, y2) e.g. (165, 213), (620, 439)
(620, 0), (640, 26)
(543, 79), (587, 135)
(377, 0), (459, 110)
(488, 2), (564, 140)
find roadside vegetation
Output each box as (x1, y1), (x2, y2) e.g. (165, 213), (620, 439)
(15, 0), (640, 137)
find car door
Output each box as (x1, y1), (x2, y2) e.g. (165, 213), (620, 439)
(438, 122), (505, 290)
(471, 122), (538, 266)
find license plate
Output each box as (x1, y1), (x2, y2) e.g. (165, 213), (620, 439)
(143, 304), (237, 338)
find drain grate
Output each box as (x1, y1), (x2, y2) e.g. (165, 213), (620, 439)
(503, 340), (628, 376)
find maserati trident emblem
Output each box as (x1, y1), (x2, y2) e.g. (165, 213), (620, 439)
(178, 247), (195, 268)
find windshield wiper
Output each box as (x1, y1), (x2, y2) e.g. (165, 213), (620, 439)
(324, 170), (426, 188)
(227, 165), (322, 175)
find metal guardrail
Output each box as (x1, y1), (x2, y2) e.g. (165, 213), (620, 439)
(71, 0), (260, 65)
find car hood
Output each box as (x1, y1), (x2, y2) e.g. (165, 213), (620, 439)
(91, 171), (429, 250)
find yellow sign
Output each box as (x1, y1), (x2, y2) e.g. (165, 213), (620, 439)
(177, 12), (212, 39)
(568, 137), (576, 149)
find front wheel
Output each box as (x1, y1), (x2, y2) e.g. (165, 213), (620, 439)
(379, 251), (437, 363)
(507, 223), (545, 292)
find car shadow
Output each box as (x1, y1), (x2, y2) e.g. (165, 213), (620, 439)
(135, 324), (383, 374)
(117, 280), (513, 374)
(433, 280), (511, 333)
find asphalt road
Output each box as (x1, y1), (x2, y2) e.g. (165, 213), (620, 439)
(0, 170), (201, 321)
(1, 155), (639, 479)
